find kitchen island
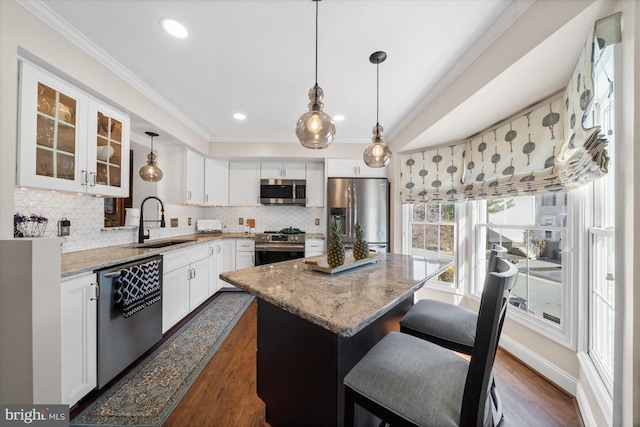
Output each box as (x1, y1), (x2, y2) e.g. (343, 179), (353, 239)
(220, 253), (452, 427)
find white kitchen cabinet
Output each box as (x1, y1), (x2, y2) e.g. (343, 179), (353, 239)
(86, 99), (130, 197)
(188, 245), (210, 310)
(305, 238), (325, 257)
(235, 238), (255, 270)
(326, 159), (387, 178)
(61, 272), (98, 406)
(185, 150), (205, 205)
(18, 61), (130, 197)
(162, 263), (190, 333)
(162, 244), (210, 332)
(260, 162), (306, 180)
(229, 162), (260, 206)
(205, 158), (229, 206)
(305, 162), (324, 207)
(209, 239), (237, 293)
(161, 148), (205, 205)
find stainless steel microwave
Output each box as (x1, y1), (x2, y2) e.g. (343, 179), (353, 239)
(260, 179), (306, 206)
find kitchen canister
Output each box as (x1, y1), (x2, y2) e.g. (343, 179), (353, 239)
(125, 208), (140, 226)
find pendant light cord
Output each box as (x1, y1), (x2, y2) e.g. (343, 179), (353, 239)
(376, 61), (380, 126)
(314, 0), (319, 86)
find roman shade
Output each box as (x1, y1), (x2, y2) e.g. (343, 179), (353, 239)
(400, 13), (621, 204)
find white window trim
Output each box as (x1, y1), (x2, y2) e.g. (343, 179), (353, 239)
(402, 203), (465, 295)
(470, 195), (578, 350)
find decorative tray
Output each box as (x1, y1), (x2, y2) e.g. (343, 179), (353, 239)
(304, 251), (381, 275)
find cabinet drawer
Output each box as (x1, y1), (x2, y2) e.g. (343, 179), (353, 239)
(305, 239), (324, 251)
(163, 248), (191, 272)
(236, 239), (255, 252)
(189, 243), (210, 262)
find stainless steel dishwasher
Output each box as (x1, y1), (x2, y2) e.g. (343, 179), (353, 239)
(96, 255), (163, 388)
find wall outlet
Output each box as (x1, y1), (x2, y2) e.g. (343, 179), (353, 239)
(171, 218), (179, 227)
(57, 218), (70, 237)
(238, 218), (244, 225)
(315, 218), (320, 226)
(188, 218), (192, 226)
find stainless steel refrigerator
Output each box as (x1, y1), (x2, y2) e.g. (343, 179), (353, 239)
(327, 178), (389, 253)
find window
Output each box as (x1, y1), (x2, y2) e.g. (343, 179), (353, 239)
(406, 202), (457, 289)
(587, 43), (616, 396)
(474, 194), (570, 343)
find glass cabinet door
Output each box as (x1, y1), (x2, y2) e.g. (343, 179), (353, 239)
(18, 61), (129, 197)
(36, 82), (77, 181)
(87, 100), (130, 197)
(18, 61), (87, 193)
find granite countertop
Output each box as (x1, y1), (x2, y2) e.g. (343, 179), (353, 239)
(304, 233), (325, 239)
(220, 254), (453, 337)
(61, 232), (253, 277)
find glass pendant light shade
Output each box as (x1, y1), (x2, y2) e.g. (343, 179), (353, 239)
(363, 124), (391, 167)
(139, 131), (163, 182)
(297, 0), (335, 149)
(296, 85), (336, 149)
(363, 51), (391, 168)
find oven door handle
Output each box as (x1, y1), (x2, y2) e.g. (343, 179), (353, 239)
(255, 244), (305, 252)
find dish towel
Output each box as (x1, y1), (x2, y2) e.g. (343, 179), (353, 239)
(114, 265), (147, 317)
(143, 259), (161, 307)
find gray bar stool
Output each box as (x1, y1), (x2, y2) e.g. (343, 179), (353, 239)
(400, 244), (508, 425)
(344, 257), (518, 427)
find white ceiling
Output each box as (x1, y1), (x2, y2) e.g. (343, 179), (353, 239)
(24, 0), (607, 154)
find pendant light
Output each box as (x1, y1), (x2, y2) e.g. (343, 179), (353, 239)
(139, 131), (163, 182)
(363, 51), (392, 168)
(295, 0), (335, 149)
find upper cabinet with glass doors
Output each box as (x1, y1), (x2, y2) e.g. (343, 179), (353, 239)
(17, 61), (130, 197)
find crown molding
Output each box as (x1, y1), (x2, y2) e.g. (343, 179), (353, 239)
(16, 0), (211, 142)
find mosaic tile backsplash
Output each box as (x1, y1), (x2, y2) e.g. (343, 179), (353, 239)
(14, 189), (325, 253)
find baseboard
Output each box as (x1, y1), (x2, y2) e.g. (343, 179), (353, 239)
(499, 335), (578, 395)
(576, 382), (600, 427)
(576, 351), (613, 427)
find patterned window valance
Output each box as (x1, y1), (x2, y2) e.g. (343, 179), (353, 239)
(400, 13), (621, 204)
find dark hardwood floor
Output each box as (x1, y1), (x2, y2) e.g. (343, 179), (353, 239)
(163, 298), (583, 427)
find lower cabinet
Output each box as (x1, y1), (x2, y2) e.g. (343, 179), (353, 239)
(162, 244), (210, 333)
(209, 239), (236, 292)
(235, 238), (255, 270)
(162, 264), (190, 334)
(61, 272), (98, 406)
(305, 238), (325, 257)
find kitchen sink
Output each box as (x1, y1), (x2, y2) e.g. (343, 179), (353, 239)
(130, 239), (194, 249)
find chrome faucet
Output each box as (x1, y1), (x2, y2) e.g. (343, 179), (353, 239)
(138, 196), (166, 243)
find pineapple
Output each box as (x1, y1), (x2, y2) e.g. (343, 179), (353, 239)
(352, 221), (369, 260)
(327, 219), (345, 268)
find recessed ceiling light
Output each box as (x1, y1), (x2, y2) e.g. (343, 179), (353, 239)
(233, 113), (246, 120)
(333, 115), (345, 122)
(160, 18), (188, 38)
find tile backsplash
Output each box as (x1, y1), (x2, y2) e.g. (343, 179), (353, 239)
(14, 189), (325, 253)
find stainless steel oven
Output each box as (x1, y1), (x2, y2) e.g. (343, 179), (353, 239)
(255, 230), (306, 266)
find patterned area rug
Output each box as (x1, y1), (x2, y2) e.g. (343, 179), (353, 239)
(71, 292), (254, 427)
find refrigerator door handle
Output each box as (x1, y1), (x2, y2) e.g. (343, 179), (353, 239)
(346, 185), (352, 241)
(352, 181), (357, 233)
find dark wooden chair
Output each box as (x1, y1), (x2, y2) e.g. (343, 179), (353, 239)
(343, 257), (518, 427)
(399, 244), (508, 425)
